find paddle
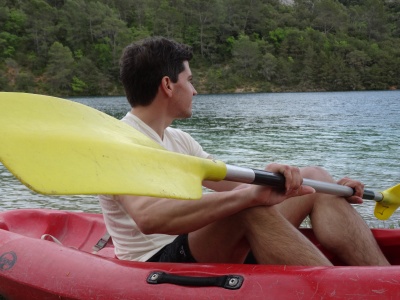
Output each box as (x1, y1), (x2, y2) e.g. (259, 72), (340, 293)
(0, 92), (399, 220)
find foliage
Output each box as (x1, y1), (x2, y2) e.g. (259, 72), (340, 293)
(0, 0), (399, 96)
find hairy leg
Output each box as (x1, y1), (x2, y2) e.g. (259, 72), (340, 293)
(240, 206), (332, 265)
(189, 166), (389, 266)
(188, 204), (332, 266)
(276, 166), (390, 266)
(188, 212), (249, 264)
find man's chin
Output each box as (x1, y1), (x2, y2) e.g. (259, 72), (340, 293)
(180, 111), (193, 119)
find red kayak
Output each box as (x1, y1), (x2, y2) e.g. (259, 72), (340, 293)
(0, 209), (399, 299)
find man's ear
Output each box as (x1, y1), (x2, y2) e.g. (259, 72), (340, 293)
(160, 76), (173, 97)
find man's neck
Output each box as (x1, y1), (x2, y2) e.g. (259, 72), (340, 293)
(130, 106), (172, 140)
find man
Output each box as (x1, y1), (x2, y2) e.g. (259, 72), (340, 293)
(99, 37), (389, 266)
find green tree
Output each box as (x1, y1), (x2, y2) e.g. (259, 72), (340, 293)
(21, 0), (57, 60)
(0, 8), (26, 59)
(223, 0), (267, 35)
(184, 0), (223, 60)
(320, 54), (355, 90)
(386, 1), (400, 38)
(0, 0), (399, 94)
(44, 42), (74, 94)
(109, 0), (136, 26)
(86, 1), (131, 76)
(152, 0), (183, 40)
(71, 76), (87, 93)
(15, 71), (35, 92)
(274, 56), (295, 88)
(363, 0), (389, 41)
(259, 52), (278, 81)
(292, 0), (315, 29)
(348, 0), (388, 40)
(231, 35), (262, 79)
(73, 56), (112, 96)
(59, 0), (91, 50)
(345, 49), (371, 89)
(312, 0), (348, 34)
(299, 46), (318, 90)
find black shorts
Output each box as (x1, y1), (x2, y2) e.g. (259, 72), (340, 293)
(147, 234), (197, 263)
(146, 234), (257, 264)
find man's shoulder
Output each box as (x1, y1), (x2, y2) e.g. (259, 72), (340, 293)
(165, 127), (192, 140)
(164, 127), (201, 153)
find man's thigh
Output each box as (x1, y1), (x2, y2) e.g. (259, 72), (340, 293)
(188, 213), (250, 264)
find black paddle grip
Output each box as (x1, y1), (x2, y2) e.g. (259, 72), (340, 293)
(252, 169), (286, 188)
(363, 189), (379, 200)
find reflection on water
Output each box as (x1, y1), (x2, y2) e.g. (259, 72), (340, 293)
(1, 91), (399, 228)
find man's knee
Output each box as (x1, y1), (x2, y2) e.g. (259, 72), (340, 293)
(300, 166), (334, 182)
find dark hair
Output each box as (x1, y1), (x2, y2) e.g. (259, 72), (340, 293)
(120, 37), (193, 107)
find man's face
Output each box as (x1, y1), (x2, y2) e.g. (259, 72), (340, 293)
(170, 61), (198, 119)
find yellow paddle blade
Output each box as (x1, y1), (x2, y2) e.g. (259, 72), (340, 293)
(0, 92), (227, 199)
(374, 184), (400, 220)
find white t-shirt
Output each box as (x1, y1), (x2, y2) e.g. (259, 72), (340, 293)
(99, 112), (211, 261)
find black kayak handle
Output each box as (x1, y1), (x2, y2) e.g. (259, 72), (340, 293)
(147, 271), (244, 290)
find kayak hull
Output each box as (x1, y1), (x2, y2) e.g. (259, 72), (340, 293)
(0, 209), (399, 299)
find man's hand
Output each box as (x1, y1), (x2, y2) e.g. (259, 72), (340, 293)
(337, 177), (364, 204)
(247, 163), (315, 207)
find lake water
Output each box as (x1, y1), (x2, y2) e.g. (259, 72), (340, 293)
(1, 91), (399, 228)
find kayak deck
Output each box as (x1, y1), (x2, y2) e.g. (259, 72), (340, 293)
(0, 209), (399, 300)
(1, 208), (398, 263)
(0, 208), (109, 254)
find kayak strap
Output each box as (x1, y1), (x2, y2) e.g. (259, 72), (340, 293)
(147, 271), (244, 290)
(41, 234), (63, 245)
(92, 231), (111, 253)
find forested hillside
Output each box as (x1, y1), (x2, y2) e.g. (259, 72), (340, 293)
(1, 0), (399, 96)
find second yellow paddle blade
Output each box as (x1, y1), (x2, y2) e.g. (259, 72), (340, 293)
(374, 184), (400, 220)
(0, 93), (227, 199)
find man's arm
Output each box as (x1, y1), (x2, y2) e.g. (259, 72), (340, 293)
(202, 179), (243, 192)
(117, 163), (315, 235)
(117, 188), (251, 235)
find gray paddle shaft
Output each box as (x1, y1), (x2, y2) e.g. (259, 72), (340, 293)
(225, 165), (383, 202)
